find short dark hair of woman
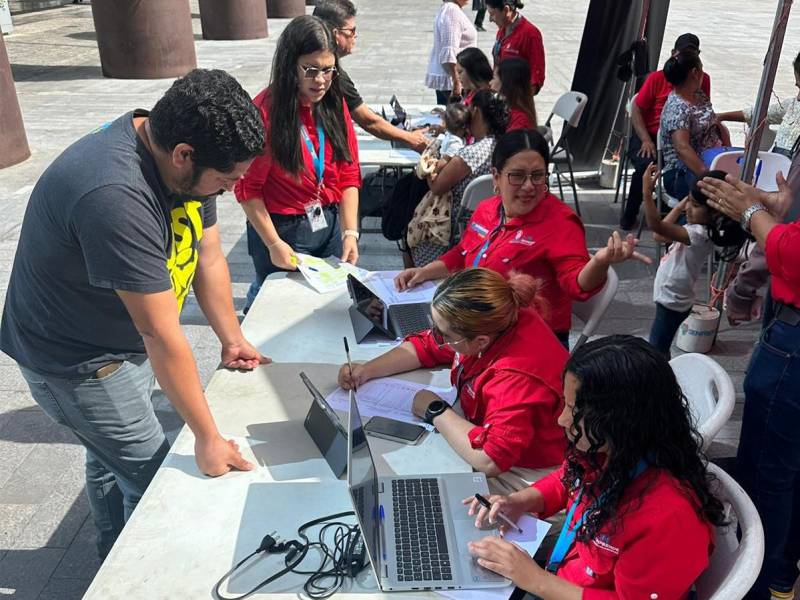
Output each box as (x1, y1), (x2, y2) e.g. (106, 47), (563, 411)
(663, 50), (702, 86)
(268, 15), (351, 175)
(456, 47), (493, 88)
(485, 0), (524, 9)
(492, 128), (550, 171)
(563, 335), (728, 542)
(470, 90), (509, 137)
(312, 0), (357, 30)
(497, 57), (537, 127)
(149, 68), (265, 174)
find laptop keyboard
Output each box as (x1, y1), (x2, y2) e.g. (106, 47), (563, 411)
(391, 305), (430, 338)
(392, 478), (452, 582)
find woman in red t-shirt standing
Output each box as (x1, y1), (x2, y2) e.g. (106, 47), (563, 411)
(487, 0), (545, 95)
(235, 16), (361, 311)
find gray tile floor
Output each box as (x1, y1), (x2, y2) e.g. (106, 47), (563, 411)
(1, 0), (797, 597)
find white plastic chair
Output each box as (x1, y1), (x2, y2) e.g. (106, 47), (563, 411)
(669, 353), (735, 450)
(545, 91), (588, 217)
(694, 463), (764, 600)
(570, 266), (618, 352)
(455, 174), (495, 237)
(709, 150), (791, 192)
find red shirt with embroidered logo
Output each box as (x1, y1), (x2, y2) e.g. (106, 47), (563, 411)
(532, 464), (715, 600)
(406, 308), (567, 472)
(439, 194), (601, 334)
(765, 220), (800, 307)
(494, 15), (546, 90)
(234, 88), (361, 215)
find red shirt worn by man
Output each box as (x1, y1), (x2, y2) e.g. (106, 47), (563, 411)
(765, 220), (800, 307)
(406, 308), (567, 472)
(635, 70), (712, 137)
(494, 15), (545, 91)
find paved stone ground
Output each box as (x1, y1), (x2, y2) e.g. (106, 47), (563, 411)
(0, 1), (798, 598)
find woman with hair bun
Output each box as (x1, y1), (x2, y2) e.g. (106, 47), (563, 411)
(487, 0), (545, 95)
(338, 267), (567, 478)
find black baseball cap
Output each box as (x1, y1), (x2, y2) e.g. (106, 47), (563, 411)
(674, 33), (701, 52)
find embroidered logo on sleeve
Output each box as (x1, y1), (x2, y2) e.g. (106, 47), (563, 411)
(470, 222), (489, 237)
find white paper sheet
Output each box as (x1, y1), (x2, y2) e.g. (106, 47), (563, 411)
(295, 253), (369, 294)
(436, 586), (514, 600)
(364, 270), (438, 306)
(325, 377), (457, 430)
(502, 514), (552, 557)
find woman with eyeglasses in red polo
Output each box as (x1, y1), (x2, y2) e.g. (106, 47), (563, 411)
(338, 267), (567, 481)
(235, 15), (361, 313)
(395, 129), (650, 348)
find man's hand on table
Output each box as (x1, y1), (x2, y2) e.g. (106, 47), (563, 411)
(221, 337), (271, 370)
(196, 435), (254, 476)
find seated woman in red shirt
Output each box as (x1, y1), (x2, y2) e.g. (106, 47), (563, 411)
(467, 335), (726, 600)
(338, 268), (567, 478)
(491, 57), (537, 131)
(396, 129), (649, 346)
(234, 15), (361, 312)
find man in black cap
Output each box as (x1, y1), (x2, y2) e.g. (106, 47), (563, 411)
(620, 33), (712, 230)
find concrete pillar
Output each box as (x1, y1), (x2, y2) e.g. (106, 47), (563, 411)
(91, 0), (196, 79)
(266, 0), (305, 19)
(199, 0), (268, 40)
(0, 26), (30, 169)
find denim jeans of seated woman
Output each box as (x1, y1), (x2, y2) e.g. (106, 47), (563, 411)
(736, 315), (800, 599)
(245, 206), (343, 311)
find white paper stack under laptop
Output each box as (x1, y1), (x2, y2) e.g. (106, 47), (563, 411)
(359, 270), (437, 306)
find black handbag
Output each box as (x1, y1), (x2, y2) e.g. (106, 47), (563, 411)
(381, 173), (430, 241)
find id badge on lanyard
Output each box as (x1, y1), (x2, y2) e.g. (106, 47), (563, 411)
(301, 123), (328, 233)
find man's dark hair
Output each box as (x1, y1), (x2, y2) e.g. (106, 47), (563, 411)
(149, 68), (265, 173)
(312, 0), (357, 29)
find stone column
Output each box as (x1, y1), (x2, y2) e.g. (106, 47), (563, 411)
(266, 0), (305, 19)
(0, 25), (30, 169)
(199, 0), (268, 40)
(91, 0), (196, 79)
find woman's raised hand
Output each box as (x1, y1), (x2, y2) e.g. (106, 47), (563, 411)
(593, 231), (652, 267)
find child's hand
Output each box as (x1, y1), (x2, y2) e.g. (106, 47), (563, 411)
(643, 164), (660, 196)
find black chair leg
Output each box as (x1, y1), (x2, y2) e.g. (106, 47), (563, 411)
(566, 154), (580, 218)
(554, 165), (565, 202)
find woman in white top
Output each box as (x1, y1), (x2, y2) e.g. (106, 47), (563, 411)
(426, 0), (478, 105)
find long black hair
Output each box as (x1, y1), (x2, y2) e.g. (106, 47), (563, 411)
(456, 48), (493, 89)
(497, 57), (537, 127)
(268, 15), (351, 176)
(471, 90), (509, 137)
(563, 335), (727, 542)
(690, 170), (750, 260)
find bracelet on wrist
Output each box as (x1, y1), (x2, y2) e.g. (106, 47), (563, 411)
(267, 239), (282, 249)
(341, 229), (360, 241)
(741, 202), (768, 233)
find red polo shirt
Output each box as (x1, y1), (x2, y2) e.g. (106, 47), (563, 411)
(234, 88), (361, 215)
(765, 221), (800, 307)
(507, 107), (535, 132)
(494, 16), (545, 90)
(406, 308), (567, 473)
(635, 70), (712, 137)
(439, 194), (600, 333)
(533, 465), (715, 599)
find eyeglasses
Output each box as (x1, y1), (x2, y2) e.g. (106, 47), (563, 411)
(430, 324), (466, 348)
(299, 64), (338, 81)
(336, 26), (357, 38)
(505, 170), (548, 187)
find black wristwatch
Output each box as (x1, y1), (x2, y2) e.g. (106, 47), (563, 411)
(424, 400), (451, 425)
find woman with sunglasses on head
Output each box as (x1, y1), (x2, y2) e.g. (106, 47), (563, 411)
(338, 267), (567, 480)
(396, 130), (649, 346)
(467, 335), (725, 600)
(235, 15), (361, 313)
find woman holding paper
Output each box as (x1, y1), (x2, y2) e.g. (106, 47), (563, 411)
(466, 336), (724, 600)
(338, 267), (566, 479)
(234, 16), (361, 312)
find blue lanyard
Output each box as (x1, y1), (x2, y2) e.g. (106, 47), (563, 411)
(300, 123), (325, 187)
(545, 460), (648, 574)
(471, 210), (506, 267)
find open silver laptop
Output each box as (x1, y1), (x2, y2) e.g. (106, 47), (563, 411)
(346, 391), (509, 591)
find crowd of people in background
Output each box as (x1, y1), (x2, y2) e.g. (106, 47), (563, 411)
(1, 1), (799, 599)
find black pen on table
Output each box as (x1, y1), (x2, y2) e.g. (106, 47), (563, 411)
(343, 336), (357, 391)
(474, 493), (523, 534)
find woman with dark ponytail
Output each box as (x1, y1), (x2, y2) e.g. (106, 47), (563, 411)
(468, 335), (725, 599)
(338, 267), (567, 480)
(486, 0), (545, 95)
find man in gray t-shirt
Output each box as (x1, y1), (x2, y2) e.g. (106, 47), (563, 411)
(0, 69), (268, 557)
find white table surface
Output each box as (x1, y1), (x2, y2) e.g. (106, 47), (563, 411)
(82, 273), (471, 599)
(358, 148), (420, 167)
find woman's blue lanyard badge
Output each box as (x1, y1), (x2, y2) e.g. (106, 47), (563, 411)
(300, 123), (328, 232)
(545, 460), (649, 574)
(472, 207), (506, 268)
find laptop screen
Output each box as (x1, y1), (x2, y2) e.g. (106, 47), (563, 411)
(347, 275), (391, 335)
(347, 392), (382, 571)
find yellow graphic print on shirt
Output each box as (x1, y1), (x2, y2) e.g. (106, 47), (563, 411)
(167, 200), (204, 312)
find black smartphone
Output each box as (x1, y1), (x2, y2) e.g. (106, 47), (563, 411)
(364, 416), (426, 445)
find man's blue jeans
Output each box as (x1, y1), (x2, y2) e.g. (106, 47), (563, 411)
(20, 358), (169, 558)
(736, 313), (800, 598)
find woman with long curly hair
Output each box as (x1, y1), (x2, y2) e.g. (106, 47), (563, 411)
(467, 335), (726, 599)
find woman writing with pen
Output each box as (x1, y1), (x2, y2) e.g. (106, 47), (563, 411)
(466, 336), (724, 600)
(234, 16), (361, 313)
(338, 267), (566, 485)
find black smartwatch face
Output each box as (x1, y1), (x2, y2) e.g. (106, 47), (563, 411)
(427, 400), (445, 414)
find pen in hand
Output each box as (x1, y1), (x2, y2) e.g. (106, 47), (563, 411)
(343, 336), (357, 391)
(474, 493), (523, 534)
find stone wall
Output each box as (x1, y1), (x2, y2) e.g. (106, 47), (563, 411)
(9, 0), (73, 14)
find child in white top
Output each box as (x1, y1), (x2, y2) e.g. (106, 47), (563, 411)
(643, 164), (748, 356)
